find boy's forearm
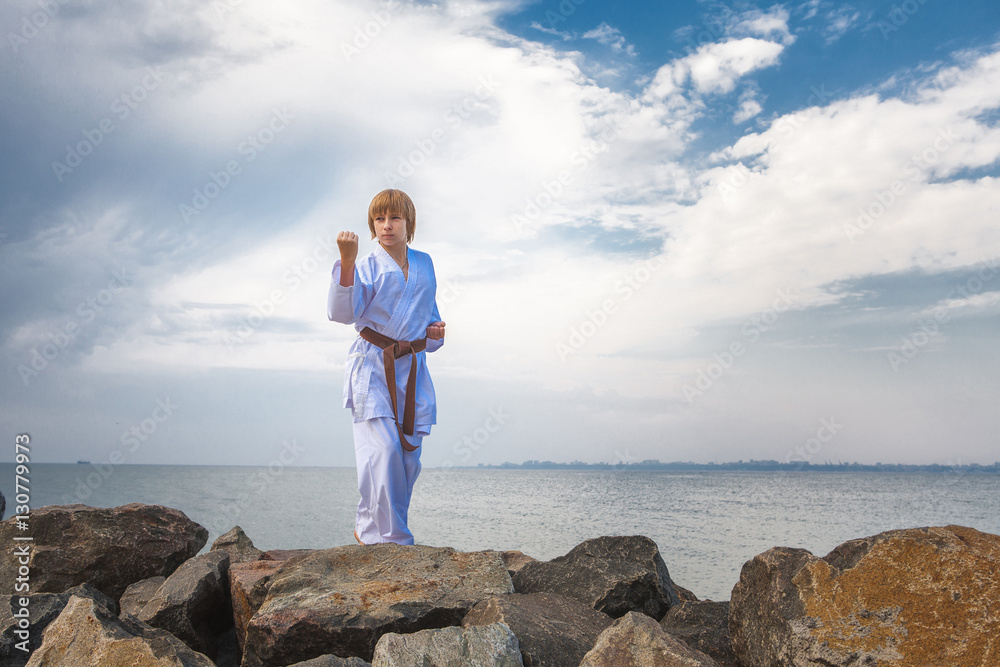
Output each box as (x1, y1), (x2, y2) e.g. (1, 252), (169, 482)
(339, 260), (355, 287)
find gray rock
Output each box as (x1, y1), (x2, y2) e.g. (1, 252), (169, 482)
(729, 525), (1000, 667)
(372, 622), (523, 667)
(242, 543), (514, 665)
(24, 594), (215, 666)
(290, 656), (372, 666)
(0, 503), (207, 600)
(511, 536), (680, 620)
(463, 592), (613, 667)
(119, 575), (166, 616)
(136, 550), (232, 659)
(580, 611), (719, 666)
(661, 601), (737, 667)
(1, 583), (115, 666)
(212, 525), (264, 564)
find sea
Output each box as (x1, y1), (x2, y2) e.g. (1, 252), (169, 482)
(3, 464), (999, 601)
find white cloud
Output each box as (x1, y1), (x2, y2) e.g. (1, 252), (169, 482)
(582, 22), (637, 56)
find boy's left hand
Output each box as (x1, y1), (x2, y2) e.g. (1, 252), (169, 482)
(426, 321), (446, 340)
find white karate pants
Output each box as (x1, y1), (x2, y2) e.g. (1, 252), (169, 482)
(353, 417), (422, 545)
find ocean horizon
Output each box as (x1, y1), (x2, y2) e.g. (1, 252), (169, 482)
(3, 463), (998, 601)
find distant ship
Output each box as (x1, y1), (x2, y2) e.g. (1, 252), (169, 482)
(76, 460), (90, 464)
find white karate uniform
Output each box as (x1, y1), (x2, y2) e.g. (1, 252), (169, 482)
(328, 244), (443, 545)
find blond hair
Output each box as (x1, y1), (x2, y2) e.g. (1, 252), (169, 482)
(367, 189), (416, 243)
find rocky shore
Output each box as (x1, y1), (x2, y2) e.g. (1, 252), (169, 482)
(1, 503), (998, 666)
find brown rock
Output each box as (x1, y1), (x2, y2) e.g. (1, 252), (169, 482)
(1, 584), (115, 666)
(511, 536), (680, 620)
(463, 592), (613, 667)
(660, 601), (737, 667)
(729, 525), (1000, 667)
(24, 595), (215, 666)
(242, 544), (513, 665)
(580, 611), (719, 666)
(0, 503), (207, 600)
(230, 552), (311, 652)
(289, 656), (371, 666)
(212, 526), (264, 564)
(500, 550), (538, 576)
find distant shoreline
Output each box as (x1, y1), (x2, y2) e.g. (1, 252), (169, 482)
(2, 460), (998, 473)
(456, 460), (1000, 474)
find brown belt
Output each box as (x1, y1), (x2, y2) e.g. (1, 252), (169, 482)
(358, 326), (427, 452)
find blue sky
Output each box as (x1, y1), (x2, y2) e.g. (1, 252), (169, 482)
(1, 0), (999, 470)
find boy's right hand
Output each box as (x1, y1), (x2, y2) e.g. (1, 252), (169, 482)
(337, 231), (359, 264)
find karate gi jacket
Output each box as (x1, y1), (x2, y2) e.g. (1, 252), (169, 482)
(328, 245), (443, 435)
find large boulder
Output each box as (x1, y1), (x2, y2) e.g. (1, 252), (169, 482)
(289, 657), (371, 666)
(230, 558), (292, 652)
(120, 576), (167, 616)
(579, 611), (719, 666)
(729, 525), (1000, 667)
(242, 544), (513, 665)
(511, 536), (680, 620)
(372, 622), (523, 667)
(1, 583), (115, 667)
(24, 594), (215, 666)
(463, 592), (613, 667)
(660, 601), (737, 667)
(133, 550), (232, 659)
(0, 503), (207, 600)
(212, 526), (264, 564)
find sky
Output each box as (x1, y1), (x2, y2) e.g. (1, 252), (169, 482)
(1, 0), (999, 470)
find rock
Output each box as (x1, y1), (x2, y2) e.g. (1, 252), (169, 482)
(230, 553), (308, 652)
(242, 544), (513, 665)
(1, 584), (115, 667)
(212, 526), (264, 564)
(729, 525), (1000, 667)
(511, 536), (680, 620)
(580, 611), (719, 666)
(660, 601), (737, 667)
(673, 584), (699, 602)
(372, 622), (523, 667)
(260, 548), (316, 560)
(290, 656), (371, 666)
(0, 503), (207, 600)
(134, 550), (232, 658)
(0, 488), (5, 520)
(500, 550), (538, 576)
(463, 592), (613, 667)
(24, 594), (215, 666)
(119, 576), (167, 616)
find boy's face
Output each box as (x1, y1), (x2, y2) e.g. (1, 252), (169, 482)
(373, 210), (408, 249)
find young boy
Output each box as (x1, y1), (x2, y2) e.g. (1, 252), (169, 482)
(327, 189), (446, 545)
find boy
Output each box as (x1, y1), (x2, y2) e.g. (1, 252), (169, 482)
(327, 189), (446, 545)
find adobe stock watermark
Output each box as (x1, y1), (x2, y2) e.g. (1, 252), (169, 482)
(17, 267), (134, 385)
(785, 417), (843, 466)
(844, 127), (958, 243)
(384, 75), (501, 186)
(58, 397), (178, 504)
(178, 107), (293, 224)
(511, 122), (621, 233)
(51, 67), (167, 183)
(887, 256), (998, 372)
(340, 0), (401, 62)
(557, 256), (665, 361)
(6, 0), (70, 54)
(683, 287), (797, 404)
(535, 0), (587, 34)
(871, 0), (932, 40)
(222, 234), (337, 350)
(203, 439), (306, 534)
(439, 408), (508, 469)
